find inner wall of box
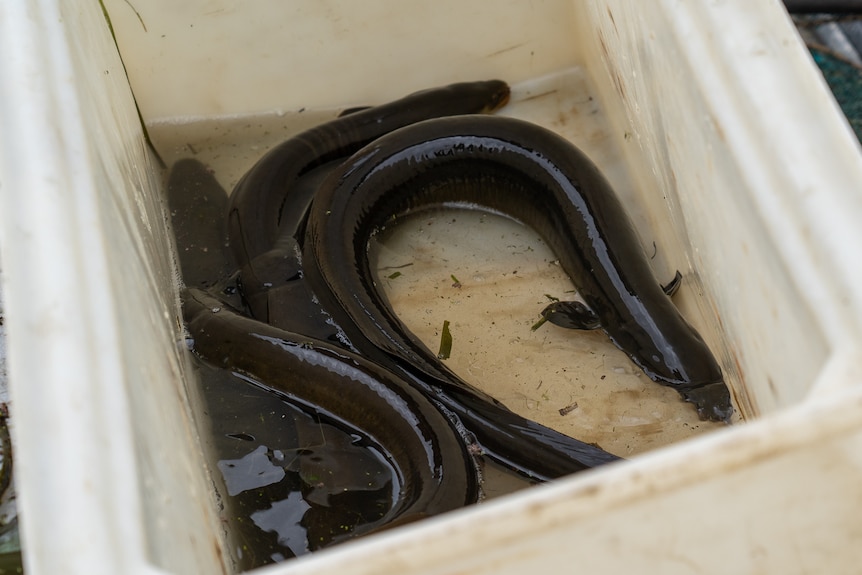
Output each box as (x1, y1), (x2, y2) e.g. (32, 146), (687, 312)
(98, 0), (855, 469)
(106, 0), (827, 423)
(98, 0), (826, 501)
(579, 1), (832, 415)
(102, 0), (825, 518)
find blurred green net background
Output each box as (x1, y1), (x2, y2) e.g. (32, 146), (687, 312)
(794, 12), (862, 142)
(811, 48), (862, 141)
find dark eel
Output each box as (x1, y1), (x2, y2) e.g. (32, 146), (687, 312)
(303, 115), (732, 422)
(169, 159), (481, 550)
(183, 287), (479, 537)
(227, 80), (511, 325)
(225, 81), (621, 479)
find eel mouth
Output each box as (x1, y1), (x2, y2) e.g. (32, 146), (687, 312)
(681, 382), (734, 423)
(485, 84), (511, 113)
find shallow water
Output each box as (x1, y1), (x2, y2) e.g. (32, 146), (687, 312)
(372, 207), (723, 456)
(159, 68), (734, 570)
(194, 358), (394, 566)
(167, 157), (536, 571)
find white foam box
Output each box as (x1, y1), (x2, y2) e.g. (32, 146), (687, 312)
(2, 0), (862, 573)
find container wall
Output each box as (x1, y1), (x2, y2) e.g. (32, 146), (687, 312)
(102, 0), (585, 120)
(578, 0), (862, 415)
(5, 0), (862, 573)
(261, 381), (862, 575)
(0, 0), (227, 573)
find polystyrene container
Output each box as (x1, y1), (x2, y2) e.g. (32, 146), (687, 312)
(2, 0), (862, 573)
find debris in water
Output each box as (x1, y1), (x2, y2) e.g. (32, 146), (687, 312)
(558, 402), (579, 416)
(437, 320), (453, 359)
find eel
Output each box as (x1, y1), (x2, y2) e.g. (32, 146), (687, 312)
(169, 159), (479, 548)
(225, 81), (623, 480)
(226, 80), (511, 325)
(303, 114), (732, 422)
(183, 287), (479, 539)
(167, 158), (235, 290)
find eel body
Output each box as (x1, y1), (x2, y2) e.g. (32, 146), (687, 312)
(210, 80), (621, 481)
(183, 288), (479, 536)
(227, 80), (511, 326)
(304, 115), (731, 422)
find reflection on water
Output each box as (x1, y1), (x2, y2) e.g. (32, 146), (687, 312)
(194, 358), (395, 568)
